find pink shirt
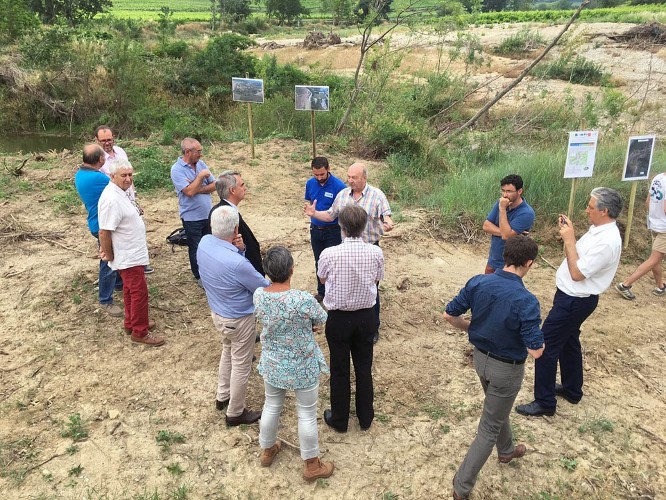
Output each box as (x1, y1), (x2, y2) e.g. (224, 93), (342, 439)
(318, 238), (384, 311)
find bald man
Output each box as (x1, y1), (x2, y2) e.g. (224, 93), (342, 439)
(305, 162), (393, 342)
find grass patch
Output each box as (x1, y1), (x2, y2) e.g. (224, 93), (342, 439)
(166, 462), (185, 476)
(494, 28), (545, 56)
(559, 456), (577, 471)
(422, 402), (447, 420)
(535, 55), (610, 86)
(156, 430), (186, 450)
(60, 413), (89, 442)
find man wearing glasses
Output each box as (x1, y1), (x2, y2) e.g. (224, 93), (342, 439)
(482, 174), (535, 274)
(170, 138), (216, 286)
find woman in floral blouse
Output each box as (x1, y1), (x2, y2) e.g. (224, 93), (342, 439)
(253, 246), (334, 481)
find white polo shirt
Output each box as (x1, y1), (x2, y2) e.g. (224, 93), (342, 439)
(648, 173), (666, 233)
(98, 182), (148, 271)
(556, 221), (622, 297)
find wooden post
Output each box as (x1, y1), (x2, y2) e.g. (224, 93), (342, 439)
(311, 110), (316, 158)
(567, 177), (577, 219)
(624, 181), (638, 250)
(247, 102), (255, 159)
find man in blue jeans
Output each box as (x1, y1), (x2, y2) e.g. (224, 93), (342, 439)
(304, 157), (345, 301)
(170, 138), (216, 285)
(74, 144), (123, 317)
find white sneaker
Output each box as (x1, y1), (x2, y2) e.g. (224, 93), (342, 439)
(101, 303), (123, 317)
(653, 285), (666, 296)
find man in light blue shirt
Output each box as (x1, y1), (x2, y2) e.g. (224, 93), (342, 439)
(170, 137), (216, 283)
(198, 206), (269, 427)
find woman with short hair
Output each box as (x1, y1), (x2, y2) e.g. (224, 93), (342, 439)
(253, 246), (334, 481)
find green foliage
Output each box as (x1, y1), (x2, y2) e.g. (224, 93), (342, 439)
(20, 23), (75, 69)
(170, 34), (257, 100)
(53, 181), (81, 214)
(156, 6), (177, 43)
(256, 55), (308, 96)
(321, 0), (354, 25)
(494, 28), (545, 56)
(126, 145), (174, 190)
(68, 464), (84, 476)
(0, 0), (39, 43)
(219, 0), (252, 22)
(31, 0), (113, 25)
(166, 462), (185, 476)
(559, 456), (577, 471)
(60, 413), (89, 442)
(155, 40), (189, 58)
(356, 0), (393, 22)
(579, 417), (614, 435)
(535, 54), (610, 86)
(266, 0), (308, 24)
(156, 430), (186, 450)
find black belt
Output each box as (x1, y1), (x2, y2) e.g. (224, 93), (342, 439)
(311, 225), (339, 231)
(476, 347), (525, 365)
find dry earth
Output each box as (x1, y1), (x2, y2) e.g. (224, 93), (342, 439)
(1, 21), (666, 500)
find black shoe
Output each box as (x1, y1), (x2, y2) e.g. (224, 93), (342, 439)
(555, 384), (580, 405)
(255, 334), (260, 343)
(323, 409), (347, 433)
(515, 401), (555, 417)
(372, 332), (379, 344)
(225, 408), (261, 426)
(215, 398), (229, 411)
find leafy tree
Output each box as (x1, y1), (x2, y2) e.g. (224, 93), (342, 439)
(171, 34), (257, 99)
(0, 0), (39, 43)
(219, 0), (252, 22)
(322, 0), (353, 25)
(481, 0), (508, 11)
(30, 0), (112, 25)
(356, 0), (392, 22)
(265, 0), (308, 25)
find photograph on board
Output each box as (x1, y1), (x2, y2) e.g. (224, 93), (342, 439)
(232, 77), (265, 104)
(622, 135), (655, 181)
(295, 86), (330, 111)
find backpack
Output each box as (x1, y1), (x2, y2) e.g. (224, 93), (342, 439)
(166, 227), (188, 251)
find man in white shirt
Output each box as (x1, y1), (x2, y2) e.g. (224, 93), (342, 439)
(516, 187), (623, 417)
(99, 159), (163, 346)
(615, 171), (666, 299)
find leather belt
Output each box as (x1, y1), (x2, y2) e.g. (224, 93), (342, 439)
(476, 347), (525, 365)
(311, 225), (339, 231)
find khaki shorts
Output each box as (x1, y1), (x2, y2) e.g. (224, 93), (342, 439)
(652, 231), (666, 254)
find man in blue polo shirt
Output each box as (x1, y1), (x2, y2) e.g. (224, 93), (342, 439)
(304, 157), (345, 301)
(74, 144), (123, 318)
(444, 235), (544, 500)
(170, 137), (216, 285)
(482, 174), (535, 274)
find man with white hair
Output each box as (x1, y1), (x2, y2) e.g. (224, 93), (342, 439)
(99, 159), (163, 346)
(171, 137), (216, 285)
(198, 206), (269, 426)
(305, 162), (393, 343)
(516, 187), (623, 417)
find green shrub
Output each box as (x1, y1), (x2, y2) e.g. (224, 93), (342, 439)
(155, 40), (189, 59)
(0, 0), (39, 43)
(127, 146), (174, 191)
(494, 28), (545, 56)
(535, 55), (610, 86)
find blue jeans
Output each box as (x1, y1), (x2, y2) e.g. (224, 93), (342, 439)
(93, 233), (121, 305)
(182, 218), (210, 280)
(310, 225), (342, 297)
(259, 382), (320, 460)
(534, 289), (598, 409)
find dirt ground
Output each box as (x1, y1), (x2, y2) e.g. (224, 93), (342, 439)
(1, 21), (666, 500)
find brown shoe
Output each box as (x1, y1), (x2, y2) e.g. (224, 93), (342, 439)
(260, 440), (282, 467)
(124, 320), (156, 335)
(101, 303), (123, 318)
(130, 333), (165, 347)
(303, 457), (334, 482)
(452, 474), (469, 500)
(498, 443), (526, 464)
(225, 408), (261, 426)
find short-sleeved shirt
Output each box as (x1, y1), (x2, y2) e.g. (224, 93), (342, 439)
(254, 288), (329, 390)
(74, 166), (110, 235)
(486, 199), (535, 270)
(304, 173), (346, 228)
(98, 182), (149, 270)
(648, 173), (666, 232)
(99, 146), (135, 201)
(326, 184), (392, 244)
(556, 221), (622, 297)
(197, 235), (269, 318)
(445, 270), (544, 362)
(170, 157), (215, 221)
(318, 237), (384, 311)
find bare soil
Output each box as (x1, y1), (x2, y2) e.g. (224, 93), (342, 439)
(1, 22), (666, 500)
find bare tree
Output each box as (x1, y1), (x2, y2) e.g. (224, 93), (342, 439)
(335, 0), (422, 134)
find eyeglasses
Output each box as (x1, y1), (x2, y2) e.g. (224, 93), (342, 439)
(501, 189), (516, 194)
(188, 148), (203, 153)
(98, 138), (114, 143)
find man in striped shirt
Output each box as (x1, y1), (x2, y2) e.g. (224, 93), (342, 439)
(305, 162), (393, 341)
(318, 205), (385, 432)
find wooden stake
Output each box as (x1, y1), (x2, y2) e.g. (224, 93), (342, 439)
(624, 181), (638, 250)
(311, 110), (316, 158)
(567, 177), (577, 219)
(247, 102), (255, 159)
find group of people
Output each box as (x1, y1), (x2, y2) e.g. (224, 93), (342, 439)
(74, 131), (664, 493)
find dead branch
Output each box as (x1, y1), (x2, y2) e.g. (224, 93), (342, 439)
(435, 0), (590, 145)
(40, 237), (88, 255)
(637, 425), (666, 446)
(539, 255), (558, 270)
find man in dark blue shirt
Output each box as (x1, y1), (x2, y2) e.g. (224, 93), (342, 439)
(304, 157), (346, 301)
(444, 235), (544, 500)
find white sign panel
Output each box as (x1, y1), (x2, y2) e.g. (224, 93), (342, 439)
(564, 130), (599, 179)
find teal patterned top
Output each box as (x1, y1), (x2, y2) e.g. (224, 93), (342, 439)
(253, 288), (329, 390)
